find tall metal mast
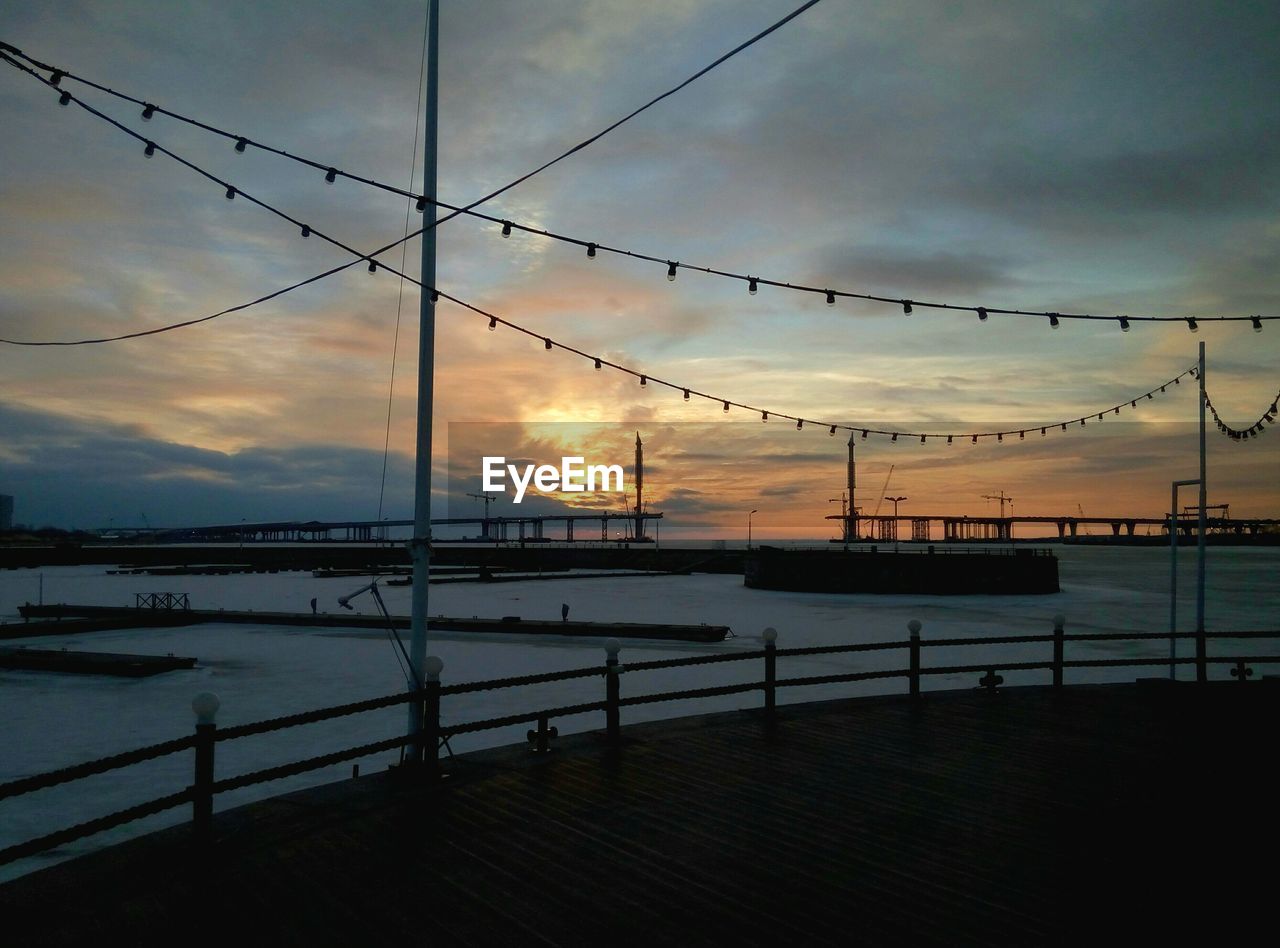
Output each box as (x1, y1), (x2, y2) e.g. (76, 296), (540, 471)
(407, 0), (440, 758)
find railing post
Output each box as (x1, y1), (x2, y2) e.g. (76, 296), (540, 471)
(605, 638), (621, 743)
(1052, 614), (1065, 689)
(907, 619), (921, 699)
(423, 656), (443, 780)
(762, 627), (777, 717)
(191, 692), (219, 844)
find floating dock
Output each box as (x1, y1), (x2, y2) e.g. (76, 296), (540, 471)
(0, 646), (196, 677)
(10, 604), (730, 642)
(744, 545), (1060, 594)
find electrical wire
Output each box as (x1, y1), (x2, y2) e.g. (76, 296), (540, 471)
(5, 36), (1277, 328)
(1, 1), (826, 234)
(0, 62), (1227, 445)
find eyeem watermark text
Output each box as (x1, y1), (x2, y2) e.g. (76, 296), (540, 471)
(482, 456), (625, 503)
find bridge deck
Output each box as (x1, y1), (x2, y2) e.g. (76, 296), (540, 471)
(1, 682), (1273, 945)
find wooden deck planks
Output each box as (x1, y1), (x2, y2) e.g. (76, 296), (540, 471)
(1, 682), (1275, 945)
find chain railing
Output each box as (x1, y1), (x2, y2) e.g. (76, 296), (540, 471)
(2, 616), (1276, 867)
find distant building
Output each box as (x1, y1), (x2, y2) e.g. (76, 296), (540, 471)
(0, 494), (12, 531)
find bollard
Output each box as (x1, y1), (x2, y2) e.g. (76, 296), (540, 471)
(423, 656), (443, 780)
(527, 714), (558, 754)
(907, 619), (921, 699)
(605, 638), (621, 743)
(762, 627), (777, 717)
(191, 692), (220, 844)
(1052, 614), (1065, 689)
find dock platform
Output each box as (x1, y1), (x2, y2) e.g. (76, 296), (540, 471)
(0, 682), (1271, 944)
(9, 604), (730, 642)
(0, 646), (196, 677)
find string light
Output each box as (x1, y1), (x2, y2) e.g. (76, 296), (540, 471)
(234, 137), (247, 154)
(1205, 386), (1280, 442)
(143, 141), (155, 158)
(826, 290), (835, 306)
(587, 243), (596, 259)
(488, 316), (497, 331)
(1, 63), (1224, 450)
(1048, 314), (1060, 329)
(300, 224), (310, 238)
(1187, 318), (1198, 333)
(683, 388), (690, 400)
(1119, 317), (1130, 332)
(829, 425), (837, 436)
(891, 433), (898, 442)
(367, 259), (377, 273)
(49, 69), (63, 86)
(762, 411), (768, 422)
(545, 338), (553, 350)
(797, 419), (804, 430)
(14, 53), (1277, 334)
(415, 196), (427, 212)
(723, 401), (730, 412)
(748, 277), (758, 295)
(501, 221), (512, 238)
(58, 90), (70, 106)
(224, 186), (235, 200)
(667, 261), (678, 281)
(640, 374), (647, 385)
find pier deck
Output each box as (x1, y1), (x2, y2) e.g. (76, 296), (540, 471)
(1, 682), (1271, 945)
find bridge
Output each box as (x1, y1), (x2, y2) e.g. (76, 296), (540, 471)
(100, 512), (665, 545)
(827, 513), (1280, 542)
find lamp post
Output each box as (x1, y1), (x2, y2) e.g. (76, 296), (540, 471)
(748, 509), (759, 550)
(885, 496), (907, 551)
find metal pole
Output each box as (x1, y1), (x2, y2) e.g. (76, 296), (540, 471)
(408, 0), (440, 757)
(1196, 341), (1207, 682)
(1169, 479), (1198, 680)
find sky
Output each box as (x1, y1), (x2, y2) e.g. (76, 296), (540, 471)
(1, 0), (1278, 538)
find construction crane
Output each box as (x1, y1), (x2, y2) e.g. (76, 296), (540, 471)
(466, 491), (495, 520)
(870, 465), (895, 519)
(982, 491), (1013, 517)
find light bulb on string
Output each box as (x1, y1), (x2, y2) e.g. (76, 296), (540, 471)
(667, 261), (678, 281)
(947, 436), (953, 445)
(488, 317), (496, 331)
(829, 426), (836, 436)
(501, 221), (512, 238)
(144, 141), (155, 158)
(587, 243), (596, 259)
(225, 187), (235, 200)
(761, 411), (768, 423)
(367, 259), (377, 273)
(977, 307), (988, 322)
(141, 103), (155, 121)
(300, 224), (310, 239)
(920, 435), (926, 444)
(723, 401), (730, 412)
(1119, 317), (1130, 332)
(891, 433), (898, 442)
(902, 301), (913, 315)
(325, 168), (336, 184)
(683, 389), (690, 401)
(594, 358), (602, 370)
(234, 137), (247, 154)
(1253, 317), (1263, 332)
(826, 291), (835, 306)
(797, 419), (804, 430)
(58, 90), (71, 106)
(545, 338), (553, 350)
(1049, 314), (1060, 329)
(415, 196), (427, 212)
(49, 70), (64, 86)
(1187, 318), (1198, 332)
(861, 430), (868, 439)
(639, 375), (647, 386)
(748, 277), (758, 295)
